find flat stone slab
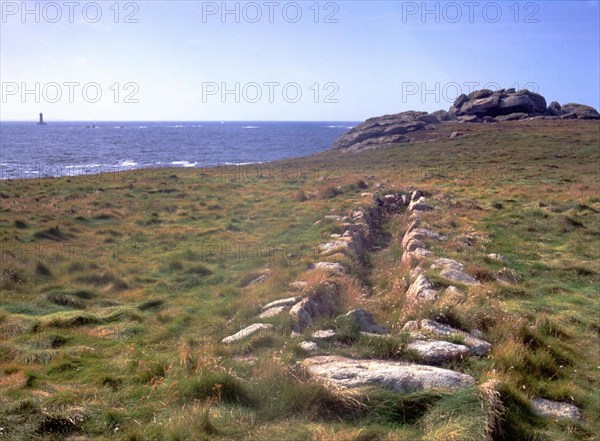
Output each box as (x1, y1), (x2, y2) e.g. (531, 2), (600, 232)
(258, 306), (287, 319)
(406, 340), (470, 364)
(409, 197), (434, 212)
(402, 228), (444, 249)
(431, 258), (465, 271)
(221, 323), (273, 344)
(302, 356), (475, 393)
(262, 296), (300, 311)
(318, 241), (350, 255)
(440, 268), (479, 285)
(405, 274), (437, 303)
(311, 262), (347, 275)
(420, 319), (491, 356)
(324, 215), (350, 222)
(487, 253), (508, 263)
(343, 309), (389, 334)
(312, 329), (337, 339)
(531, 398), (582, 422)
(401, 247), (433, 267)
(300, 341), (318, 352)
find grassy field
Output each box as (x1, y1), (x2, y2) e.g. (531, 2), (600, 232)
(0, 119), (598, 440)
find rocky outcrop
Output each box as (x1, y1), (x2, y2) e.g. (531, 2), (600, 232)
(558, 103), (600, 120)
(302, 356), (476, 392)
(450, 88), (547, 118)
(331, 111), (433, 151)
(331, 89), (599, 151)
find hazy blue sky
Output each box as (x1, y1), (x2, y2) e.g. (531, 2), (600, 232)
(1, 0), (599, 121)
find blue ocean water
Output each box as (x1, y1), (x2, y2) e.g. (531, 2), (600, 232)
(0, 121), (357, 180)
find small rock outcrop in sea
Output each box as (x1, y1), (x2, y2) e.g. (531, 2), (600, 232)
(332, 88), (600, 152)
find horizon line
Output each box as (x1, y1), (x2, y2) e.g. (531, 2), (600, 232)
(0, 119), (363, 123)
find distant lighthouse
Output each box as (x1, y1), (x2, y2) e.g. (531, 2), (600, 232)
(37, 113), (46, 125)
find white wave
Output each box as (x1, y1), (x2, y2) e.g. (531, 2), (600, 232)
(171, 160), (197, 167)
(223, 161), (261, 166)
(242, 126), (258, 129)
(65, 164), (102, 169)
(119, 161), (138, 167)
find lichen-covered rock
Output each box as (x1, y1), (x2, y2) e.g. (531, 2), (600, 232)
(409, 197), (434, 211)
(487, 253), (508, 263)
(222, 323), (273, 344)
(405, 274), (437, 304)
(300, 341), (318, 352)
(419, 319), (491, 356)
(531, 398), (582, 421)
(258, 306), (287, 319)
(289, 282), (340, 331)
(302, 356), (475, 393)
(431, 258), (465, 271)
(401, 227), (444, 250)
(318, 240), (350, 255)
(343, 309), (389, 334)
(406, 340), (470, 364)
(401, 247), (433, 267)
(310, 262), (347, 275)
(312, 329), (337, 339)
(262, 296), (300, 311)
(440, 268), (479, 285)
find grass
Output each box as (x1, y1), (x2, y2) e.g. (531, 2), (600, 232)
(0, 119), (598, 439)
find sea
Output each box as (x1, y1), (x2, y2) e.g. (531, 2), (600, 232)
(0, 121), (357, 180)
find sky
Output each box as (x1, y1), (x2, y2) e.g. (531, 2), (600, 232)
(1, 0), (599, 121)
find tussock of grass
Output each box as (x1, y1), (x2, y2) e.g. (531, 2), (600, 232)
(137, 298), (165, 311)
(75, 272), (129, 290)
(33, 226), (73, 241)
(179, 371), (253, 406)
(420, 385), (502, 441)
(46, 293), (85, 309)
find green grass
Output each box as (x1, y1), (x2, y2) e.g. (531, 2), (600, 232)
(0, 119), (598, 439)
